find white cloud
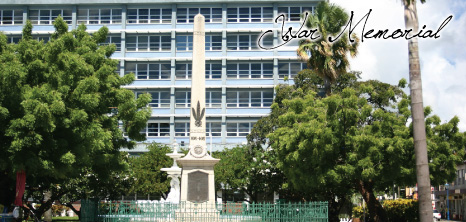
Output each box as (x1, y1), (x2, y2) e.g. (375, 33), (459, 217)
(331, 0), (466, 131)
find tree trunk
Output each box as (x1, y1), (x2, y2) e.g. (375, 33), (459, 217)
(403, 1), (433, 222)
(43, 191), (52, 222)
(324, 76), (332, 96)
(66, 203), (81, 218)
(356, 180), (386, 222)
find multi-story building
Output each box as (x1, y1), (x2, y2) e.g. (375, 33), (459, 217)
(433, 163), (466, 220)
(0, 0), (321, 154)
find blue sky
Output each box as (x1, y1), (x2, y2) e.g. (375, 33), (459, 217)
(330, 0), (466, 131)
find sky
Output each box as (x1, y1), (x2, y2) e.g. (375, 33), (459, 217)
(330, 0), (466, 131)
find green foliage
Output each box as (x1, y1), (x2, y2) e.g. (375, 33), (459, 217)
(297, 1), (359, 95)
(383, 199), (419, 222)
(51, 205), (70, 216)
(213, 145), (283, 202)
(352, 205), (364, 219)
(129, 143), (172, 197)
(0, 17), (150, 217)
(265, 70), (465, 220)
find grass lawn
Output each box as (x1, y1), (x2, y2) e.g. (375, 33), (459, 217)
(52, 216), (79, 221)
(24, 217), (79, 221)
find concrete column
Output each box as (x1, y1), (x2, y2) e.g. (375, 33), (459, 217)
(121, 31), (126, 66)
(121, 5), (127, 29)
(22, 6), (28, 26)
(72, 5), (77, 29)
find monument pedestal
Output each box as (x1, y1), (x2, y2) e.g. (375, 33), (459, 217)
(178, 155), (219, 204)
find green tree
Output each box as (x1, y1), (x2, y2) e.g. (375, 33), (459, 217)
(267, 72), (465, 221)
(247, 70), (362, 222)
(129, 143), (172, 199)
(402, 0), (432, 221)
(297, 1), (359, 96)
(213, 146), (283, 203)
(0, 17), (151, 220)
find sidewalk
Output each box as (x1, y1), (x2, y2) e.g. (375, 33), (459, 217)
(440, 219), (463, 222)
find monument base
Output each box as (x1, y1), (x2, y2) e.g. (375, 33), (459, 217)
(175, 202), (220, 222)
(177, 155), (219, 205)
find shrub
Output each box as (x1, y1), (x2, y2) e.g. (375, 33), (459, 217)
(52, 205), (70, 216)
(383, 199), (419, 222)
(352, 205), (364, 219)
(352, 199), (419, 222)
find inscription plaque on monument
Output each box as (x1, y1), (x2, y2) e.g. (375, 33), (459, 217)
(187, 171), (209, 203)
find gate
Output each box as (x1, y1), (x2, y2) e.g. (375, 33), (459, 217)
(81, 200), (328, 222)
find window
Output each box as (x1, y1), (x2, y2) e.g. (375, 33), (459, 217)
(226, 90), (273, 108)
(136, 91), (170, 108)
(175, 90), (191, 108)
(227, 122), (255, 137)
(176, 62), (222, 79)
(176, 35), (193, 51)
(77, 8), (122, 24)
(206, 89), (221, 108)
(127, 8), (172, 24)
(176, 63), (191, 80)
(146, 123), (170, 137)
(101, 35), (121, 51)
(205, 35), (222, 51)
(175, 122), (190, 136)
(0, 10), (23, 25)
(7, 36), (21, 44)
(227, 34), (272, 50)
(278, 62), (307, 79)
(177, 8), (222, 23)
(227, 7), (273, 23)
(206, 62), (222, 79)
(227, 62), (273, 79)
(126, 63), (171, 80)
(29, 9), (72, 25)
(34, 36), (50, 43)
(206, 122), (221, 137)
(176, 35), (222, 51)
(278, 6), (314, 22)
(126, 35), (171, 51)
(118, 121), (128, 137)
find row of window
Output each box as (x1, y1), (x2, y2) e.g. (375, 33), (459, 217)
(135, 89), (273, 108)
(126, 62), (306, 80)
(125, 34), (271, 52)
(6, 33), (277, 52)
(138, 121), (255, 137)
(0, 7), (314, 25)
(0, 10), (22, 25)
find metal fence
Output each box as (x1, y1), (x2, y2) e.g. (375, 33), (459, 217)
(81, 200), (328, 222)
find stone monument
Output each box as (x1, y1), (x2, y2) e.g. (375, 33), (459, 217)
(177, 14), (219, 205)
(160, 140), (184, 203)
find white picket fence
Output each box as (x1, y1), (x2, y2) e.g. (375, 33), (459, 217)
(340, 218), (352, 222)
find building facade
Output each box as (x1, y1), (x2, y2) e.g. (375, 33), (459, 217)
(0, 0), (322, 153)
(433, 163), (466, 220)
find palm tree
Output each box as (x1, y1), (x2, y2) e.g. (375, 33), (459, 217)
(403, 0), (432, 221)
(297, 1), (358, 96)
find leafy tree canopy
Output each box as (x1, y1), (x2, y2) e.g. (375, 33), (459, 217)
(213, 145), (283, 203)
(267, 70), (465, 221)
(0, 16), (150, 218)
(129, 143), (172, 198)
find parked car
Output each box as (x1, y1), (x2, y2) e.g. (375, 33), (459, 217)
(433, 209), (441, 221)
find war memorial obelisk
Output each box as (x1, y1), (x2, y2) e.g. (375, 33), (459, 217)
(178, 14), (219, 205)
